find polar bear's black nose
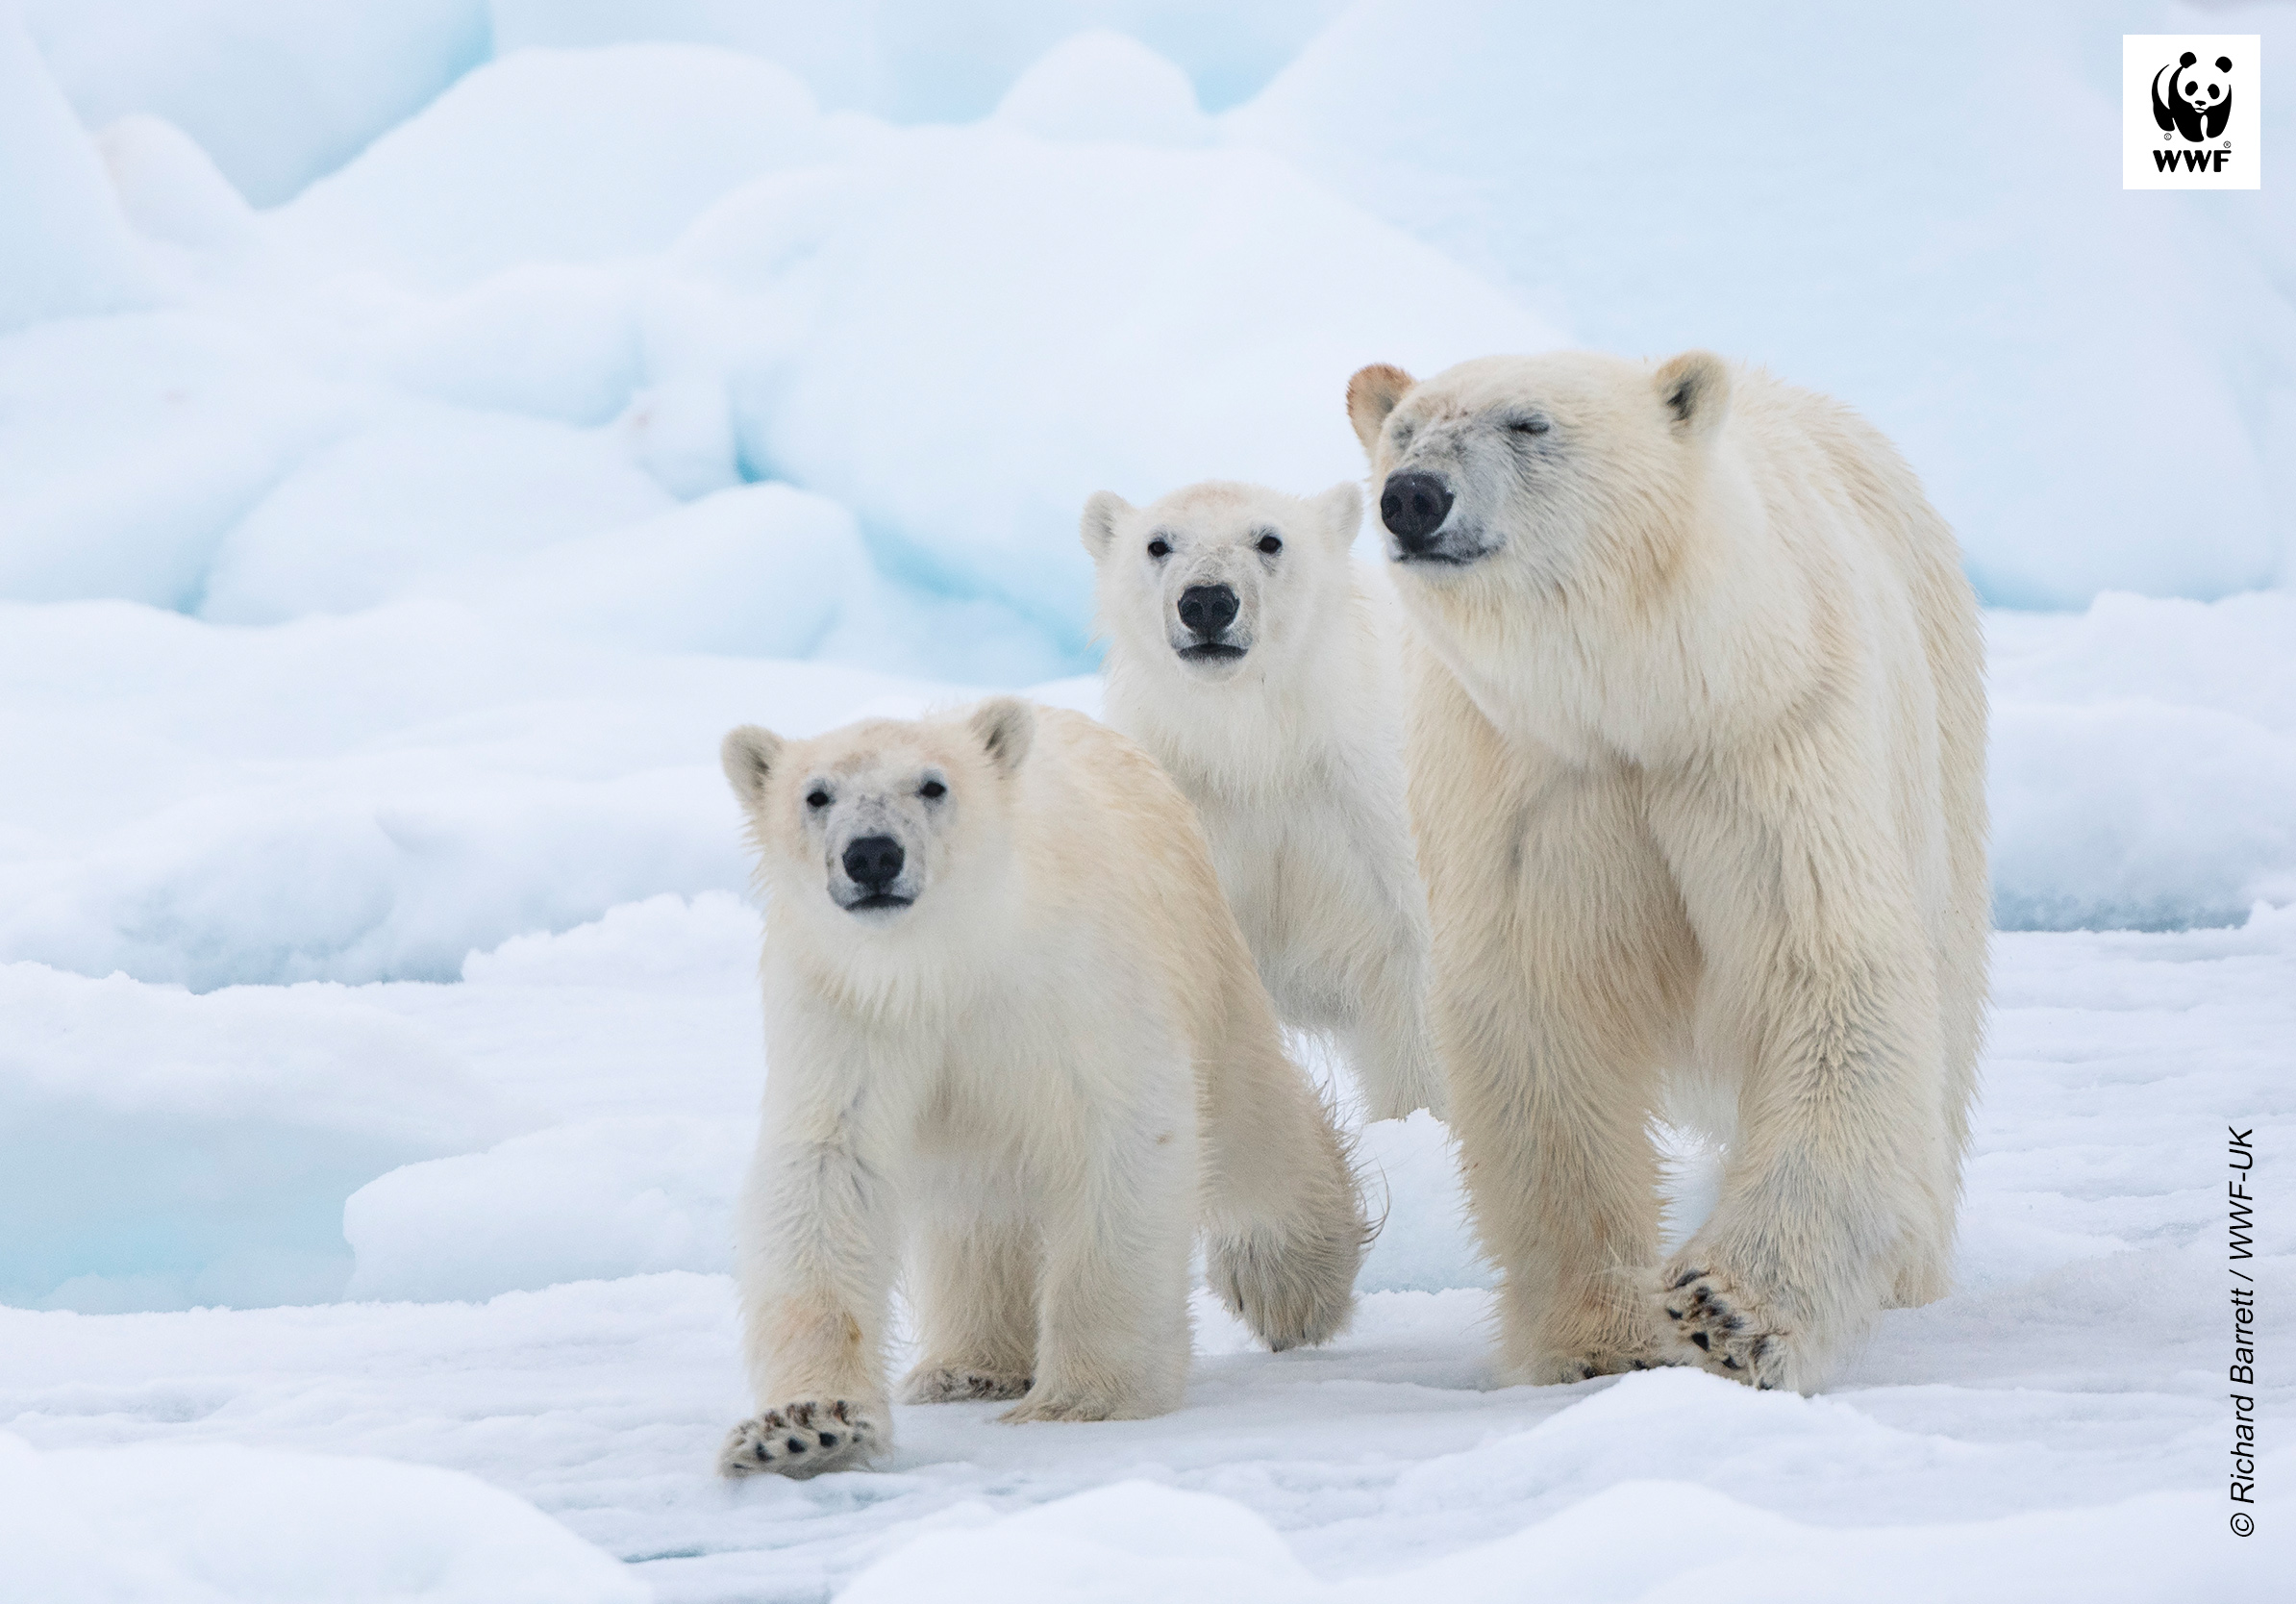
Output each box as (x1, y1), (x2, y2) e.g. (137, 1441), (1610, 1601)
(842, 835), (904, 890)
(1178, 585), (1239, 638)
(1381, 471), (1454, 551)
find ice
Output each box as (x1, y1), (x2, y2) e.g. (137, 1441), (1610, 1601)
(0, 961), (525, 1312)
(273, 44), (834, 291)
(0, 1431), (645, 1604)
(23, 0), (488, 206)
(669, 118), (1559, 642)
(991, 31), (1214, 146)
(1989, 591), (2296, 929)
(1229, 0), (2296, 607)
(485, 1), (1349, 121)
(198, 410), (676, 624)
(3, 894), (2288, 1595)
(0, 5), (150, 334)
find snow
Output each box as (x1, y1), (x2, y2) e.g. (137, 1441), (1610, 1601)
(4, 901), (2290, 1598)
(0, 1432), (645, 1604)
(2, 1), (2291, 1597)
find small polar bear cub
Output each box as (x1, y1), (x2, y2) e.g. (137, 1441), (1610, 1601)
(1083, 480), (1445, 1122)
(716, 697), (1366, 1478)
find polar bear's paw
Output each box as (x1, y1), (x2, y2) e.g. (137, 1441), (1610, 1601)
(901, 1365), (1032, 1404)
(997, 1386), (1161, 1425)
(1660, 1266), (1791, 1390)
(717, 1398), (882, 1479)
(1517, 1341), (1675, 1386)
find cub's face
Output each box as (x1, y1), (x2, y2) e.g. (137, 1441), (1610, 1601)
(1080, 480), (1360, 685)
(1343, 350), (1730, 597)
(721, 700), (1033, 933)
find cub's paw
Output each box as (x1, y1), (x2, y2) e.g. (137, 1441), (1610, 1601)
(1659, 1266), (1791, 1390)
(901, 1365), (1032, 1404)
(997, 1389), (1156, 1425)
(717, 1398), (881, 1479)
(1518, 1343), (1677, 1386)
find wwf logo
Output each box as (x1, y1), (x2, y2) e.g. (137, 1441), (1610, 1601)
(2153, 50), (2234, 144)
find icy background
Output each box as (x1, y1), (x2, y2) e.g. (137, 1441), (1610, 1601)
(2, 1), (2290, 1599)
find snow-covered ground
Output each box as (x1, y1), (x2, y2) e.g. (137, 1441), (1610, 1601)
(4, 0), (2292, 1598)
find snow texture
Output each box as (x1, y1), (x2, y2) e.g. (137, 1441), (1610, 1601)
(1, 1), (2290, 1598)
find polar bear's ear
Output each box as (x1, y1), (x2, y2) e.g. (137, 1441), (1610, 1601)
(1310, 481), (1363, 549)
(969, 696), (1036, 775)
(1080, 491), (1132, 561)
(721, 725), (784, 808)
(1346, 363), (1415, 456)
(1656, 351), (1731, 442)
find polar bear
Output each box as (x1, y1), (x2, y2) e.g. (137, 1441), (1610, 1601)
(1346, 351), (1987, 1393)
(1082, 479), (1446, 1122)
(715, 698), (1366, 1477)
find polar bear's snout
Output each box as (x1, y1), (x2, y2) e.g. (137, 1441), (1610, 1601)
(1380, 470), (1455, 559)
(1176, 584), (1246, 661)
(841, 835), (906, 901)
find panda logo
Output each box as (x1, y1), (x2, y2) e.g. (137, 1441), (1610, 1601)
(2153, 51), (2234, 143)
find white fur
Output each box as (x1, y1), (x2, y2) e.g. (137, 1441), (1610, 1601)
(716, 699), (1366, 1477)
(1348, 351), (1987, 1393)
(1082, 480), (1446, 1122)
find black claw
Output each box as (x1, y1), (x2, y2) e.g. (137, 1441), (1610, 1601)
(1664, 1306), (1683, 1320)
(754, 1442), (771, 1460)
(1723, 1356), (1743, 1370)
(1690, 1331), (1710, 1350)
(1722, 1315), (1744, 1332)
(1669, 1269), (1703, 1291)
(818, 1433), (839, 1448)
(786, 1437), (807, 1453)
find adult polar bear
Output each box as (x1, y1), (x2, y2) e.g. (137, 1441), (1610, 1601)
(716, 699), (1363, 1476)
(1347, 351), (1986, 1392)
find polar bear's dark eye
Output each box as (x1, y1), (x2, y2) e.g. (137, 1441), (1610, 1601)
(1146, 539), (1171, 560)
(1256, 534), (1283, 556)
(806, 789), (832, 810)
(919, 780), (945, 799)
(1509, 416), (1550, 436)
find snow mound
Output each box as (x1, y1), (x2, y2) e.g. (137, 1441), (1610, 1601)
(346, 1115), (747, 1302)
(198, 410), (675, 624)
(993, 32), (1211, 146)
(486, 1), (1348, 121)
(277, 43), (832, 290)
(24, 0), (488, 206)
(0, 7), (149, 335)
(96, 113), (258, 257)
(841, 1449), (2261, 1603)
(0, 963), (525, 1311)
(671, 129), (1559, 646)
(1989, 590), (2296, 930)
(1230, 0), (2296, 607)
(0, 1430), (647, 1604)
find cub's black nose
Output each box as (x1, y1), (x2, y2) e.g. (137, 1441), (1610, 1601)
(1177, 584), (1240, 638)
(1380, 471), (1454, 551)
(842, 835), (904, 890)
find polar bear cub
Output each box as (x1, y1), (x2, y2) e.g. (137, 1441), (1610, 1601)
(1083, 480), (1445, 1122)
(716, 698), (1366, 1478)
(1348, 351), (1986, 1393)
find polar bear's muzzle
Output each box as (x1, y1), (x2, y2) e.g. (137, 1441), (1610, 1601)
(1380, 470), (1487, 567)
(1171, 583), (1251, 666)
(835, 832), (918, 915)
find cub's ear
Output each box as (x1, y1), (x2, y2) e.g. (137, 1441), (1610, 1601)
(1310, 480), (1363, 549)
(721, 725), (784, 808)
(1346, 363), (1415, 457)
(969, 696), (1036, 775)
(1080, 491), (1132, 561)
(1655, 350), (1731, 441)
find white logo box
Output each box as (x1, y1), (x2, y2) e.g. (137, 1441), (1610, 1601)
(2125, 35), (2261, 190)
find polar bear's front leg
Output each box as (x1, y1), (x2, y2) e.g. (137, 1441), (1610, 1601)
(901, 1203), (1037, 1404)
(721, 1132), (900, 1478)
(1649, 763), (1947, 1392)
(1423, 737), (1691, 1384)
(1002, 1107), (1194, 1424)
